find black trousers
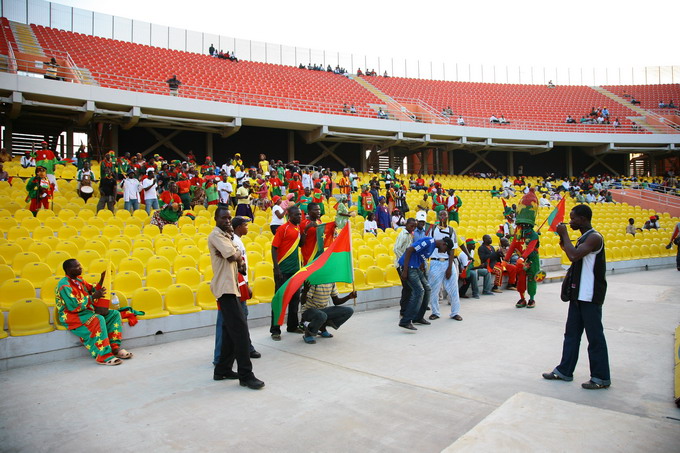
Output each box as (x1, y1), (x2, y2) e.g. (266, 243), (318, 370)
(270, 272), (301, 334)
(214, 293), (254, 380)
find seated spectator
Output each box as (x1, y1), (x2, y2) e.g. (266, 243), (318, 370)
(383, 70), (389, 77)
(613, 118), (621, 128)
(602, 107), (609, 118)
(21, 151), (35, 168)
(626, 218), (636, 236)
(643, 215), (660, 230)
(490, 114), (500, 124)
(669, 100), (676, 108)
(631, 121), (640, 131)
(499, 115), (509, 124)
(150, 200), (183, 232)
(539, 194), (552, 208)
(208, 43), (215, 56)
(391, 209), (406, 229)
(565, 115), (575, 123)
(364, 212), (378, 236)
(357, 68), (363, 76)
(327, 65), (333, 72)
(350, 104), (357, 114)
(659, 100), (666, 108)
(299, 63), (305, 69)
(631, 97), (640, 105)
(490, 186), (501, 198)
(597, 116), (605, 124)
(44, 57), (62, 81)
(377, 108), (388, 119)
(342, 103), (349, 113)
(547, 80), (555, 88)
(229, 52), (238, 62)
(166, 75), (182, 96)
(0, 164), (8, 182)
(457, 116), (465, 126)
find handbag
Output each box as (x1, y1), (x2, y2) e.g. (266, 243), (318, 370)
(560, 266), (573, 302)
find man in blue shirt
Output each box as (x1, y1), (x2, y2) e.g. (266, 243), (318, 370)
(398, 236), (454, 330)
(413, 211), (429, 242)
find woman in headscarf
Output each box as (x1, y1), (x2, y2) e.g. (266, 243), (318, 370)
(375, 196), (391, 231)
(150, 201), (183, 232)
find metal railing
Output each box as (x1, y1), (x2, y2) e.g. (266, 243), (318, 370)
(3, 54), (679, 135)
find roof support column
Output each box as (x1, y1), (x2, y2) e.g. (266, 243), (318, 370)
(287, 130), (295, 162)
(205, 132), (213, 160)
(567, 146), (573, 178)
(66, 127), (74, 159)
(507, 150), (514, 176)
(110, 124), (119, 154)
(3, 120), (12, 154)
(448, 150), (454, 175)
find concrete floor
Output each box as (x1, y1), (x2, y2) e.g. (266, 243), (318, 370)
(1, 268), (679, 452)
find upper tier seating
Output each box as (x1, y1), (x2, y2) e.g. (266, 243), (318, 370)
(365, 76), (643, 133)
(602, 84), (680, 111)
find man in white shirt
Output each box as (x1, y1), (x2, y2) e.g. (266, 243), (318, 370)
(217, 175), (233, 205)
(490, 114), (499, 123)
(123, 171), (142, 213)
(539, 194), (552, 208)
(301, 171), (313, 190)
(393, 218), (416, 317)
(142, 168), (159, 214)
(270, 195), (285, 235)
(457, 116), (465, 126)
(427, 210), (462, 321)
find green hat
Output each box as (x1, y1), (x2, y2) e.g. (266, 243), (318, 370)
(515, 188), (538, 226)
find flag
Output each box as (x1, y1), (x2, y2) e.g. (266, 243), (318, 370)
(271, 223), (353, 326)
(300, 222), (336, 265)
(547, 197), (566, 232)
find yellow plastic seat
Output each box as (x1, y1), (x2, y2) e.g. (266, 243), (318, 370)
(153, 236), (175, 251)
(43, 216), (64, 231)
(89, 258), (115, 275)
(162, 224), (180, 237)
(156, 245), (178, 264)
(180, 244), (201, 261)
(196, 281), (217, 310)
(0, 243), (23, 265)
(0, 278), (37, 309)
(173, 254), (197, 271)
(175, 237), (195, 251)
(32, 225), (55, 242)
(104, 246), (127, 266)
(40, 275), (62, 306)
(357, 255), (375, 270)
(180, 224), (196, 236)
(27, 239), (52, 256)
(8, 225), (31, 240)
(131, 287), (169, 319)
(118, 257), (146, 277)
(352, 269), (373, 291)
(375, 254), (394, 269)
(143, 224), (161, 236)
(78, 224), (100, 240)
(175, 267), (201, 291)
(13, 236), (34, 253)
(20, 216), (41, 231)
(250, 276), (275, 304)
(113, 270), (143, 297)
(385, 265), (402, 285)
(0, 263), (15, 282)
(253, 261), (274, 280)
(147, 255), (172, 274)
(165, 283), (201, 314)
(123, 224), (141, 239)
(133, 237), (153, 250)
(13, 252), (41, 274)
(13, 208), (33, 221)
(102, 224), (122, 240)
(75, 249), (101, 269)
(365, 265), (391, 288)
(8, 298), (55, 336)
(198, 253), (212, 272)
(20, 262), (53, 290)
(146, 269), (174, 295)
(55, 240), (80, 257)
(109, 238), (132, 254)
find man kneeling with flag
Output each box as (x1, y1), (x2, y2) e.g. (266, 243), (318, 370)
(300, 282), (356, 344)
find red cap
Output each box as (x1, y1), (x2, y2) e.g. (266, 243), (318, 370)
(272, 195), (281, 204)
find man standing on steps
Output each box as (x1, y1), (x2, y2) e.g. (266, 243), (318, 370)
(543, 204), (610, 390)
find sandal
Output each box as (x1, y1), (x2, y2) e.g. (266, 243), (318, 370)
(99, 357), (122, 366)
(114, 349), (133, 359)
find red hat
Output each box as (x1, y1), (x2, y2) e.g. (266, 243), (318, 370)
(650, 216), (655, 220)
(272, 195), (281, 204)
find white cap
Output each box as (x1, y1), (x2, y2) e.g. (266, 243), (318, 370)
(416, 211), (427, 222)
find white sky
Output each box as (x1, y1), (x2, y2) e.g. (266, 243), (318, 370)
(54, 0), (677, 67)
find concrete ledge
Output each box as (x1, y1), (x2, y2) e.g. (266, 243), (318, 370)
(0, 285), (401, 371)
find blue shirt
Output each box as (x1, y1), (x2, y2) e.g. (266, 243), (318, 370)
(398, 237), (436, 268)
(413, 226), (427, 242)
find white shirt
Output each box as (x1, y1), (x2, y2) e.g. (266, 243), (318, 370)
(539, 198), (552, 208)
(123, 178), (141, 201)
(301, 173), (313, 189)
(271, 205), (285, 226)
(502, 180), (511, 189)
(233, 233), (248, 282)
(430, 226), (458, 259)
(142, 178), (157, 199)
(457, 117), (465, 125)
(217, 180), (232, 203)
(364, 220), (377, 233)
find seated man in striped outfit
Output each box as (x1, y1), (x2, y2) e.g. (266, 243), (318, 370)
(300, 282), (356, 344)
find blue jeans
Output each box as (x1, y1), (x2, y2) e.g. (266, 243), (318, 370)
(301, 306), (354, 335)
(213, 301), (255, 365)
(145, 198), (159, 214)
(553, 300), (610, 386)
(124, 199), (139, 213)
(400, 268), (430, 325)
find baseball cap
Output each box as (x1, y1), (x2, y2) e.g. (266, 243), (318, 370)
(465, 238), (476, 245)
(231, 216), (251, 229)
(416, 211), (427, 222)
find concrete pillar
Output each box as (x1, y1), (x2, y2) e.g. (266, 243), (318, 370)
(434, 148), (440, 174)
(360, 144), (368, 173)
(287, 131), (295, 162)
(388, 148), (394, 171)
(623, 153), (631, 177)
(650, 155), (656, 177)
(566, 147), (573, 178)
(110, 124), (119, 153)
(507, 150), (514, 176)
(3, 120), (12, 153)
(66, 128), (74, 159)
(205, 132), (213, 160)
(448, 150), (454, 175)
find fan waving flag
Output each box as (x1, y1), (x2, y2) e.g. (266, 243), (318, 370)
(300, 222), (336, 265)
(272, 223), (353, 326)
(547, 197), (566, 232)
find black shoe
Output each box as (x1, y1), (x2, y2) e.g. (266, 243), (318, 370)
(271, 334), (281, 341)
(214, 371), (239, 380)
(287, 327), (304, 334)
(542, 371), (570, 381)
(240, 377), (265, 390)
(428, 314), (439, 320)
(414, 318), (431, 325)
(581, 380), (609, 389)
(399, 323), (417, 331)
(250, 350), (261, 359)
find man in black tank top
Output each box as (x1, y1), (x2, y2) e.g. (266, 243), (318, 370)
(542, 204), (611, 390)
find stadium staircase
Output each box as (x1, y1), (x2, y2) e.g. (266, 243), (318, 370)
(9, 21), (44, 58)
(592, 86), (678, 133)
(350, 76), (415, 121)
